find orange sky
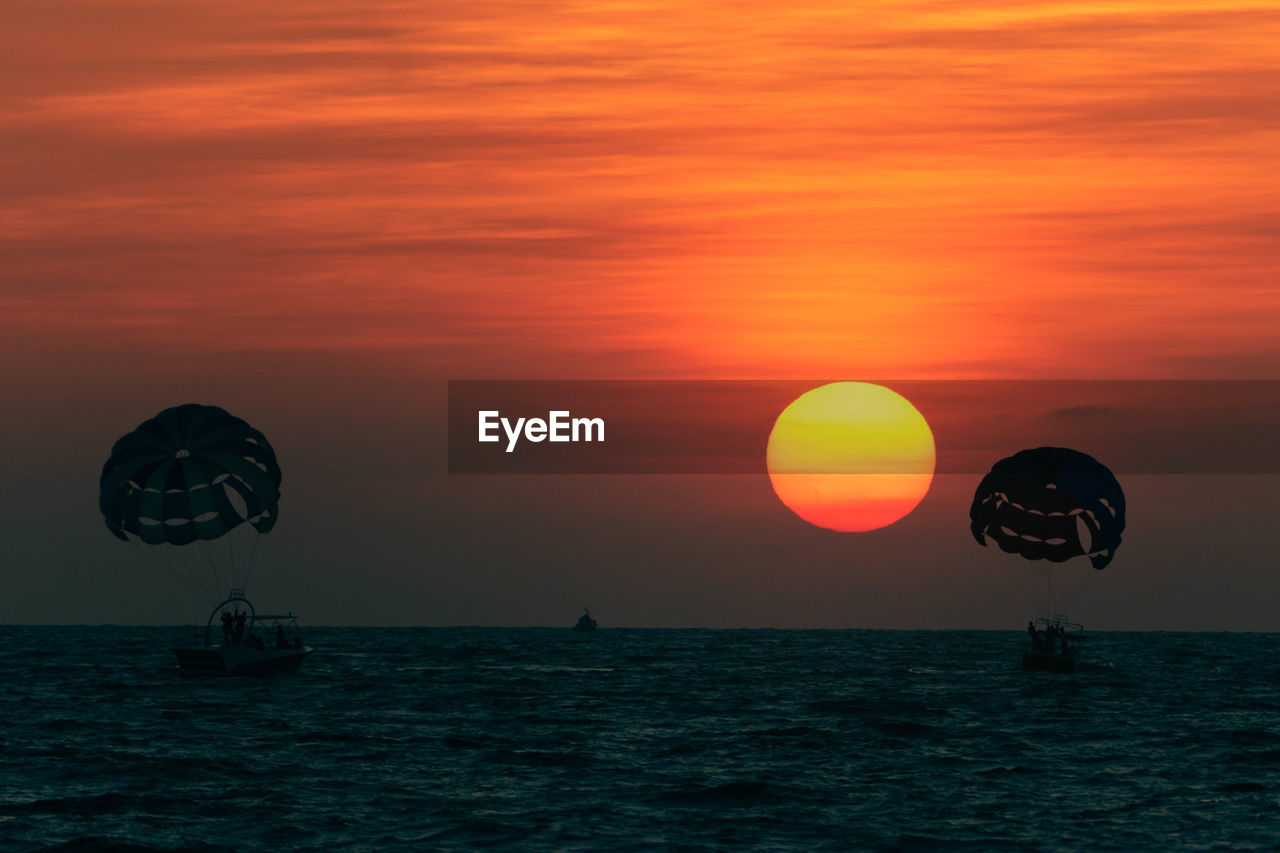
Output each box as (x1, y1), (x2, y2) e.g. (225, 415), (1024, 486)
(4, 0), (1279, 381)
(3, 1), (1279, 625)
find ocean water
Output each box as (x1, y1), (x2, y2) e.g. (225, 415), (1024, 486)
(2, 628), (1278, 852)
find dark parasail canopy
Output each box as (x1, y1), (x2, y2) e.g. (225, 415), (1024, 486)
(969, 446), (1125, 569)
(100, 404), (281, 546)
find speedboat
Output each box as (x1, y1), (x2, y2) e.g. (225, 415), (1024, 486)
(1023, 618), (1084, 673)
(573, 607), (598, 631)
(172, 589), (311, 676)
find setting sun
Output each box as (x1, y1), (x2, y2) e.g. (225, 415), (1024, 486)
(766, 382), (935, 532)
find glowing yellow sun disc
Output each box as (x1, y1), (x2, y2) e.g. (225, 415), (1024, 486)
(766, 382), (936, 532)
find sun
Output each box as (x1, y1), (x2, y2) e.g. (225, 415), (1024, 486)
(766, 382), (936, 532)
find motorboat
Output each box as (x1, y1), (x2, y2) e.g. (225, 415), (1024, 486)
(573, 607), (598, 631)
(172, 589), (311, 676)
(1023, 617), (1084, 673)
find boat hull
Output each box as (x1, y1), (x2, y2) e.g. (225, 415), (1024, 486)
(173, 644), (312, 677)
(1022, 650), (1077, 673)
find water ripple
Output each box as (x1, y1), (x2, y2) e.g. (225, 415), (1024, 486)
(2, 627), (1278, 851)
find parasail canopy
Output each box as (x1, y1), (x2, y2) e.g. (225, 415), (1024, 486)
(969, 446), (1125, 570)
(100, 404), (281, 547)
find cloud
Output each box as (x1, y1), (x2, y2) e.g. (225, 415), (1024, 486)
(2, 0), (1278, 379)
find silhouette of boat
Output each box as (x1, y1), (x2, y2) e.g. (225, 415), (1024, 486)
(172, 589), (312, 676)
(1023, 617), (1084, 673)
(573, 607), (598, 631)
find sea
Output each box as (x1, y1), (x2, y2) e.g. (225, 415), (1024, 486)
(2, 627), (1278, 852)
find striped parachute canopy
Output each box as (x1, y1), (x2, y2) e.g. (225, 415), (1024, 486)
(969, 446), (1125, 570)
(100, 404), (281, 547)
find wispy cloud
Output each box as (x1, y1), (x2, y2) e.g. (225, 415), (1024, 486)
(2, 0), (1277, 379)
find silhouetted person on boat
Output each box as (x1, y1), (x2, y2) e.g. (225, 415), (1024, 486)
(221, 611), (234, 641)
(234, 612), (247, 642)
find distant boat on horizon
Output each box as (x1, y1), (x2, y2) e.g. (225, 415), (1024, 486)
(574, 607), (598, 631)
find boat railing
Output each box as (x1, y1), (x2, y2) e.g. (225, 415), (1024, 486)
(1026, 618), (1085, 659)
(1034, 617), (1083, 632)
(252, 612), (306, 649)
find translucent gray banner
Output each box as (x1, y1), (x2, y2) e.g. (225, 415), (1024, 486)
(448, 380), (1280, 474)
